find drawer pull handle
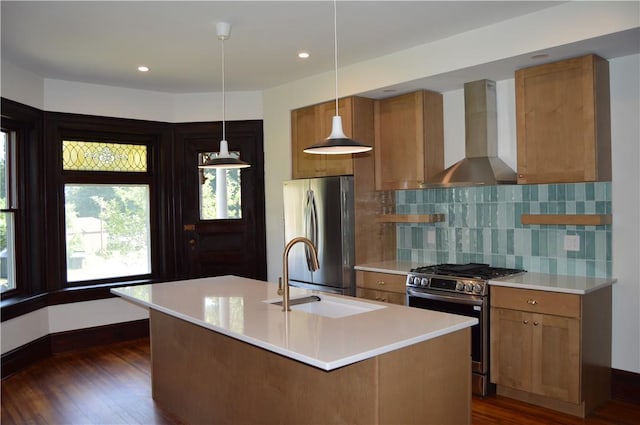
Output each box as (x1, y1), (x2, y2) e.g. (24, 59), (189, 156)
(523, 320), (529, 325)
(526, 298), (538, 305)
(377, 280), (385, 286)
(533, 321), (539, 326)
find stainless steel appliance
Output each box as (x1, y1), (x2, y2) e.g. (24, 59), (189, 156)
(406, 263), (525, 396)
(283, 176), (355, 295)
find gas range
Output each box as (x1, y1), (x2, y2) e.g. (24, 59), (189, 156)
(406, 262), (525, 397)
(405, 263), (525, 297)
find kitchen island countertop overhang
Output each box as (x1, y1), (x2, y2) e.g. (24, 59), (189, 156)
(111, 275), (477, 370)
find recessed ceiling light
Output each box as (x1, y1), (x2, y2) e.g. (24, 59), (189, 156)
(137, 66), (150, 72)
(298, 52), (310, 59)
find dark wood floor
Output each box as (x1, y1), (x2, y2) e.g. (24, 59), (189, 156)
(1, 338), (638, 425)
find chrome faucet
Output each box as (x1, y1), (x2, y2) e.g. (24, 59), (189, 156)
(279, 237), (320, 312)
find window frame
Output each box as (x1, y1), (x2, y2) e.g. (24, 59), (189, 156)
(0, 123), (21, 297)
(43, 112), (175, 292)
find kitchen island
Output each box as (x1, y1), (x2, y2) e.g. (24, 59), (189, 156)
(112, 275), (477, 425)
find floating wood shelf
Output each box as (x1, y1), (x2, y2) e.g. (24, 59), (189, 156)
(521, 214), (612, 226)
(375, 214), (445, 223)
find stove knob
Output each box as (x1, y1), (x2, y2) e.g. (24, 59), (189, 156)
(407, 276), (416, 286)
(473, 284), (483, 294)
(455, 281), (465, 291)
(421, 277), (429, 287)
(464, 283), (473, 293)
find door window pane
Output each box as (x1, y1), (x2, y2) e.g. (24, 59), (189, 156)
(65, 184), (151, 282)
(200, 167), (242, 220)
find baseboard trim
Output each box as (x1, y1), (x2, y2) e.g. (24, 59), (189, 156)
(0, 335), (51, 379)
(50, 319), (150, 353)
(612, 368), (640, 405)
(1, 319), (149, 379)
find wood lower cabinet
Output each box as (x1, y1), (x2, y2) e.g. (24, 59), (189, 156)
(356, 270), (406, 306)
(291, 96), (373, 179)
(374, 90), (444, 190)
(515, 54), (611, 184)
(490, 285), (611, 417)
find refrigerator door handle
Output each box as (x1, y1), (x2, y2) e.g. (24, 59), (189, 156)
(304, 189), (318, 272)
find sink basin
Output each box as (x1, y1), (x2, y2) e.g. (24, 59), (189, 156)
(268, 294), (386, 318)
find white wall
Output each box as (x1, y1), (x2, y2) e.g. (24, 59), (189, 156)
(1, 298), (148, 354)
(1, 1), (638, 373)
(609, 54), (640, 373)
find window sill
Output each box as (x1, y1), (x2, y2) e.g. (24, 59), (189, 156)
(1, 278), (157, 322)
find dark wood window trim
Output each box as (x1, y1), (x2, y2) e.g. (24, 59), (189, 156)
(0, 100), (178, 321)
(0, 99), (267, 324)
(1, 99), (45, 303)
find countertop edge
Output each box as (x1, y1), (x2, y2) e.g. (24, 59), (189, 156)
(488, 273), (617, 295)
(111, 286), (477, 371)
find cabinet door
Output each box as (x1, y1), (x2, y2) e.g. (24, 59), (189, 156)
(317, 98), (354, 176)
(515, 54), (611, 184)
(374, 91), (443, 190)
(490, 308), (532, 391)
(292, 105), (323, 179)
(531, 313), (581, 403)
(291, 99), (354, 179)
(356, 287), (405, 305)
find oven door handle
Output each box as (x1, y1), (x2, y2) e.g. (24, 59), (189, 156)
(407, 288), (484, 307)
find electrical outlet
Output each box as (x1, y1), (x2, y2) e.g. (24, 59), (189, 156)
(427, 229), (436, 245)
(563, 234), (580, 251)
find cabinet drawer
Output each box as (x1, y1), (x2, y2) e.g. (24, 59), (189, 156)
(356, 270), (407, 293)
(356, 287), (405, 306)
(491, 286), (580, 318)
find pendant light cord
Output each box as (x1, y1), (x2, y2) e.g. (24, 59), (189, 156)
(221, 36), (226, 142)
(333, 0), (339, 117)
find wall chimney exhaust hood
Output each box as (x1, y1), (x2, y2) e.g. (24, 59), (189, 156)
(422, 79), (516, 188)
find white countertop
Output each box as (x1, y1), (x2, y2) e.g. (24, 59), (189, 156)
(354, 260), (421, 275)
(489, 272), (616, 295)
(111, 275), (476, 371)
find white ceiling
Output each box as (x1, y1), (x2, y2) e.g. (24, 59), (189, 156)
(2, 1), (639, 96)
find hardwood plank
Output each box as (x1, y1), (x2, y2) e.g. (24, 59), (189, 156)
(2, 337), (638, 425)
(0, 338), (183, 425)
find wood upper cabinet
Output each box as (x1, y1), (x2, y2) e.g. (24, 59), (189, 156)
(490, 285), (612, 417)
(374, 90), (444, 190)
(515, 54), (611, 184)
(291, 97), (372, 179)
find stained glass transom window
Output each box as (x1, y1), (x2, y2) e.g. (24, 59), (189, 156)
(62, 141), (147, 172)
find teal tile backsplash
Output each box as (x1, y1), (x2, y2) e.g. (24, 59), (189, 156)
(396, 182), (612, 277)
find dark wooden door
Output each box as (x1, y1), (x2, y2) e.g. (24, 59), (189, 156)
(174, 121), (266, 280)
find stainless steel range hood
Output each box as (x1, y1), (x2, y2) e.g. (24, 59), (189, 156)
(423, 79), (516, 188)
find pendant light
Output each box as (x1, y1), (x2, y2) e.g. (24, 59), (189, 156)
(199, 22), (250, 169)
(303, 0), (372, 155)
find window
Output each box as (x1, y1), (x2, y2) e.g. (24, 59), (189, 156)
(62, 141), (152, 284)
(199, 166), (242, 220)
(0, 130), (17, 293)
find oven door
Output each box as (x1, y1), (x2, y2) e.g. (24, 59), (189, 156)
(406, 288), (487, 374)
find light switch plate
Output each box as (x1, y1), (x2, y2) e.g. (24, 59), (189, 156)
(563, 234), (580, 251)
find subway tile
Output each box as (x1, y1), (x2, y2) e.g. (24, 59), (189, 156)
(397, 182), (611, 277)
(585, 183), (595, 200)
(574, 183), (586, 201)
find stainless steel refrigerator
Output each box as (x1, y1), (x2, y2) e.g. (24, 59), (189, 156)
(283, 176), (355, 295)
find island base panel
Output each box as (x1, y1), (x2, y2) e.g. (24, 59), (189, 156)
(150, 309), (471, 425)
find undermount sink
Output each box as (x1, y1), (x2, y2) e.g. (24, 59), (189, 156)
(267, 294), (386, 318)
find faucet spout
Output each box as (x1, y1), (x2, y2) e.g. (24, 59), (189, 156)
(282, 237), (320, 312)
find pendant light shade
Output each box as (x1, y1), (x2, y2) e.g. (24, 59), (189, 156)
(198, 22), (250, 169)
(303, 0), (372, 155)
